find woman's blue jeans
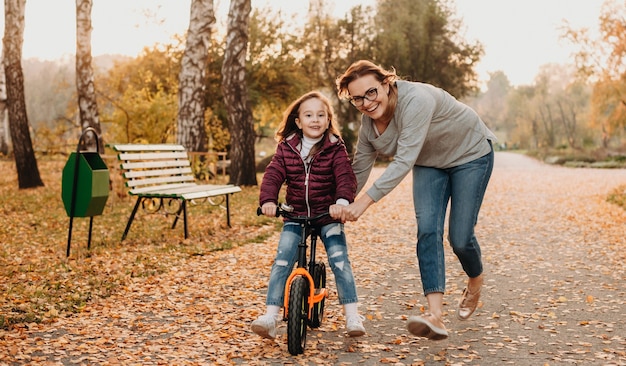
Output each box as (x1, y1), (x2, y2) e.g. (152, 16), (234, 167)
(412, 145), (494, 295)
(265, 222), (359, 306)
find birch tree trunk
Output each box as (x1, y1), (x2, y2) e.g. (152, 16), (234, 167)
(221, 0), (256, 186)
(3, 0), (44, 188)
(76, 0), (102, 151)
(177, 0), (215, 152)
(0, 51), (9, 156)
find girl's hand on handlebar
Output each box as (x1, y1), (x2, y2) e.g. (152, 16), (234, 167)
(261, 202), (277, 217)
(329, 204), (345, 222)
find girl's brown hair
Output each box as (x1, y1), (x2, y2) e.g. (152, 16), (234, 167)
(336, 60), (400, 123)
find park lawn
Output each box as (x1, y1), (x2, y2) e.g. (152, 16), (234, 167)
(0, 157), (278, 329)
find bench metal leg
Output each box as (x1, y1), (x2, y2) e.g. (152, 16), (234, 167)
(170, 200), (188, 238)
(172, 203), (181, 229)
(182, 200), (189, 238)
(122, 197), (142, 240)
(167, 199), (189, 238)
(226, 194), (232, 227)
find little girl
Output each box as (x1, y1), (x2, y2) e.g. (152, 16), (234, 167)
(252, 91), (365, 339)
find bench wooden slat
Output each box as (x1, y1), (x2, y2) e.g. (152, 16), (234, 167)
(113, 144), (186, 152)
(123, 167), (193, 179)
(129, 183), (198, 195)
(125, 174), (195, 188)
(118, 151), (189, 161)
(112, 143), (241, 240)
(121, 160), (191, 170)
(181, 186), (242, 200)
(131, 184), (242, 199)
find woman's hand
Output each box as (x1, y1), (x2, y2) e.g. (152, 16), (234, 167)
(260, 202), (277, 217)
(342, 194), (375, 222)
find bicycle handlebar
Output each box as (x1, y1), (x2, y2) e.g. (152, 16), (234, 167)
(257, 204), (329, 222)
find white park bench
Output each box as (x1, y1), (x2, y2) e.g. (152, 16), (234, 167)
(113, 144), (242, 240)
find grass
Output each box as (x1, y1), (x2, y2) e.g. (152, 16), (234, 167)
(0, 156), (281, 330)
(608, 185), (626, 208)
(524, 146), (626, 169)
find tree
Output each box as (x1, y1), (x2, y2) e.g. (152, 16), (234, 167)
(337, 5), (377, 66)
(177, 0), (215, 152)
(97, 46), (181, 144)
(220, 4), (320, 155)
(373, 0), (483, 98)
(23, 59), (76, 138)
(246, 6), (309, 136)
(222, 0), (256, 186)
(334, 4), (377, 127)
(297, 0), (337, 90)
(297, 0), (369, 135)
(0, 50), (8, 155)
(505, 85), (537, 149)
(563, 0), (626, 146)
(3, 0), (44, 188)
(76, 0), (102, 151)
(463, 71), (512, 144)
(538, 64), (591, 149)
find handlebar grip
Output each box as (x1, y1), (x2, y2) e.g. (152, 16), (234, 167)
(257, 206), (282, 217)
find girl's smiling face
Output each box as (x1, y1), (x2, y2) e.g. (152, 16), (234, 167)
(295, 98), (330, 139)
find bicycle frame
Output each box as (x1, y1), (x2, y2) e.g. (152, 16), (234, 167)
(282, 220), (327, 320)
(256, 205), (328, 320)
(257, 204), (331, 355)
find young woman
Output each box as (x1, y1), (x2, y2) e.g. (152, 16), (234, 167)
(336, 60), (496, 340)
(252, 91), (365, 339)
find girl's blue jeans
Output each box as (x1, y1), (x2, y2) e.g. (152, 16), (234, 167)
(412, 144), (494, 295)
(265, 222), (358, 306)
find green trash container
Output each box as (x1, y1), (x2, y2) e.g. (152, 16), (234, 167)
(62, 152), (110, 217)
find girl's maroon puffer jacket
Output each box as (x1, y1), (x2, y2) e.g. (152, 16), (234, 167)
(259, 133), (356, 226)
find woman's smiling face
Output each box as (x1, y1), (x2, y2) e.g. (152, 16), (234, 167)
(347, 74), (389, 120)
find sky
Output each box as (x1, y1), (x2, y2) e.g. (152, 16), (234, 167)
(455, 0), (603, 86)
(0, 0), (605, 87)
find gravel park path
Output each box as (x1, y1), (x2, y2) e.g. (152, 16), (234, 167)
(1, 152), (625, 365)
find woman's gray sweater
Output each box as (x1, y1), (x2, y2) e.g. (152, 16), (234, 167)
(352, 80), (497, 201)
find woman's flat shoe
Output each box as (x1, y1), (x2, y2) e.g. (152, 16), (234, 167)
(457, 286), (481, 320)
(407, 314), (448, 340)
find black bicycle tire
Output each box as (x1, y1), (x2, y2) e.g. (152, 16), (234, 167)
(309, 261), (326, 328)
(287, 276), (309, 355)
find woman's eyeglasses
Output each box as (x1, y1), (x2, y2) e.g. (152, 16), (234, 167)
(349, 85), (380, 107)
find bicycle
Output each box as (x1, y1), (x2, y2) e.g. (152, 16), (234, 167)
(257, 203), (329, 355)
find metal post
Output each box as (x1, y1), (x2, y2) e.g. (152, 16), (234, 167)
(66, 127), (100, 257)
